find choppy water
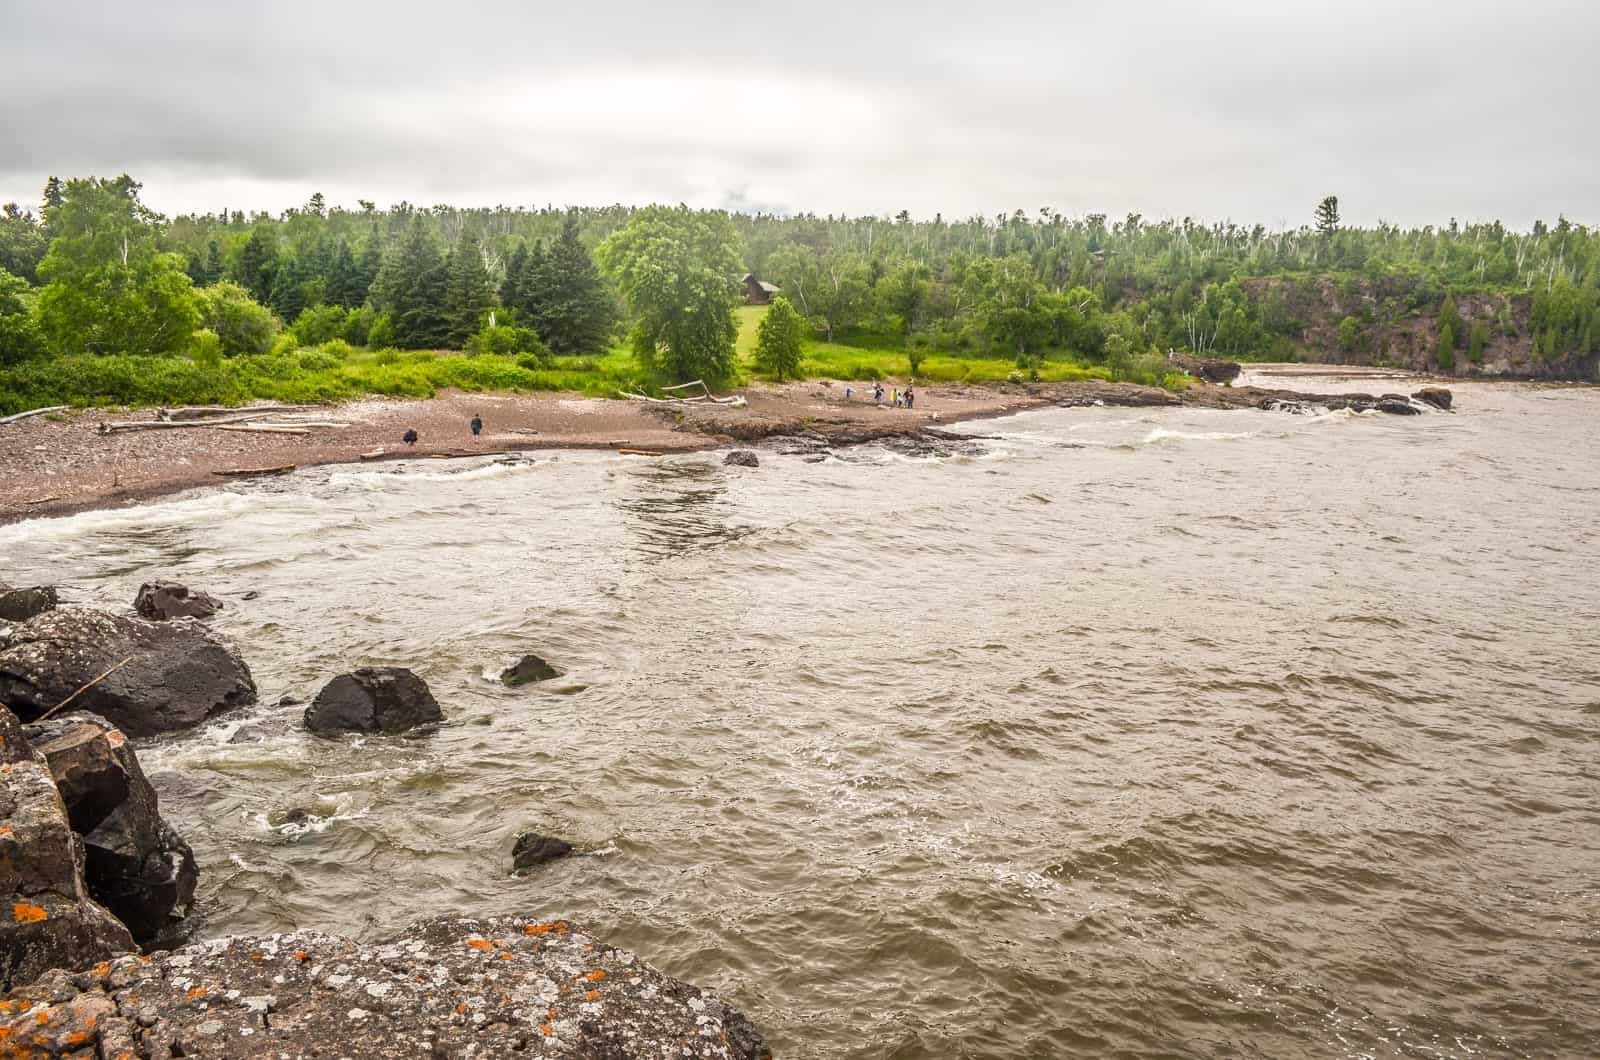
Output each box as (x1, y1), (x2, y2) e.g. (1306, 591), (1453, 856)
(3, 374), (1598, 1058)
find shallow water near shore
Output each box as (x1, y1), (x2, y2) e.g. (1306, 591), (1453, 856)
(3, 372), (1598, 1058)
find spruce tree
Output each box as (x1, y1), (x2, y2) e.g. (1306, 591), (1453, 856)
(534, 216), (618, 355)
(234, 228), (277, 303)
(502, 242), (528, 309)
(268, 254), (307, 323)
(372, 218), (448, 348)
(328, 240), (362, 307)
(442, 235), (495, 348)
(203, 240), (224, 284)
(1315, 195), (1340, 236)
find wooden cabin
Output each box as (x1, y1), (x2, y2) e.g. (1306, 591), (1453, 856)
(742, 273), (781, 306)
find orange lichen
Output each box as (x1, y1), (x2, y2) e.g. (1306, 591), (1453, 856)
(498, 952), (513, 961)
(584, 990), (601, 1002)
(547, 1007), (558, 1020)
(580, 969), (607, 982)
(454, 1003), (469, 1016)
(293, 950), (308, 962)
(64, 1031), (89, 1046)
(93, 963), (110, 978)
(541, 1022), (554, 1037)
(34, 1010), (50, 1026)
(0, 827), (13, 837)
(250, 952), (263, 962)
(12, 902), (47, 924)
(523, 921), (568, 936)
(186, 987), (208, 999)
(465, 938), (495, 951)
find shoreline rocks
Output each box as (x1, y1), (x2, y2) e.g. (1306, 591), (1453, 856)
(24, 712), (197, 947)
(512, 831), (574, 872)
(0, 916), (772, 1059)
(0, 585), (57, 623)
(0, 708), (135, 991)
(304, 667), (443, 735)
(134, 580), (223, 621)
(1414, 386), (1453, 410)
(724, 449), (760, 467)
(0, 608), (256, 737)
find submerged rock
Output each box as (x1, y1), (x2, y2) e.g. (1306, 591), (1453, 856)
(0, 585), (58, 623)
(1414, 386), (1453, 410)
(0, 709), (135, 991)
(511, 831), (574, 872)
(724, 449), (761, 467)
(1375, 397), (1422, 415)
(304, 667), (443, 735)
(134, 580), (223, 621)
(501, 653), (561, 687)
(0, 915), (771, 1058)
(23, 713), (197, 947)
(0, 608), (256, 737)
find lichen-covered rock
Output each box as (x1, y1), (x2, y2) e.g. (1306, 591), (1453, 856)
(502, 653), (562, 687)
(723, 450), (760, 467)
(0, 709), (135, 991)
(0, 585), (58, 623)
(304, 667), (442, 736)
(1, 916), (771, 1059)
(134, 580), (223, 621)
(24, 713), (197, 947)
(512, 831), (573, 872)
(0, 608), (257, 737)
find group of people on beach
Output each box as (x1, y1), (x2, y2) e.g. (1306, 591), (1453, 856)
(401, 414), (483, 446)
(843, 382), (915, 408)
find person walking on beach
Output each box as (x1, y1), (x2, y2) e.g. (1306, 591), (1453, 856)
(470, 414), (483, 438)
(905, 385), (915, 410)
(874, 382), (884, 404)
(891, 388), (900, 407)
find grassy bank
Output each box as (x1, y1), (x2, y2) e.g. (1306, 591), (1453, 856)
(0, 307), (1115, 415)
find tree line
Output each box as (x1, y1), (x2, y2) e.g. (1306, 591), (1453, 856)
(3, 175), (1599, 386)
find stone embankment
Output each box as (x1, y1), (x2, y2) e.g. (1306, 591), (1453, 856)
(0, 586), (772, 1058)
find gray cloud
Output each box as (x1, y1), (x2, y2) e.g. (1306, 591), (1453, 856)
(2, 0), (1595, 227)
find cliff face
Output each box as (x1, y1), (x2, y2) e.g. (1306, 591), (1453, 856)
(1240, 277), (1600, 381)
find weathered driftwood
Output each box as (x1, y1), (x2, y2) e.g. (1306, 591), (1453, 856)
(213, 464), (296, 478)
(617, 448), (664, 456)
(0, 405), (68, 425)
(160, 403), (315, 421)
(99, 415), (345, 434)
(359, 449), (389, 461)
(211, 425), (311, 435)
(619, 379), (747, 407)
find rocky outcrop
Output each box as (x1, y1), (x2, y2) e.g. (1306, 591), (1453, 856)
(723, 450), (760, 467)
(512, 832), (574, 872)
(0, 709), (135, 991)
(0, 916), (772, 1059)
(304, 668), (443, 735)
(24, 713), (196, 947)
(1414, 386), (1453, 410)
(0, 608), (256, 737)
(134, 580), (222, 621)
(0, 585), (57, 623)
(1167, 351), (1242, 385)
(1376, 395), (1422, 415)
(501, 654), (561, 687)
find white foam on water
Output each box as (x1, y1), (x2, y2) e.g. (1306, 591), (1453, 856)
(0, 489), (263, 547)
(1142, 427), (1255, 444)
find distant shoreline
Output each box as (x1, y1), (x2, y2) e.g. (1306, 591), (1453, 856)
(0, 369), (1470, 527)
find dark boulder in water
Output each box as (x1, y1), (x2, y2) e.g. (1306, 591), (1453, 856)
(511, 831), (573, 872)
(1414, 386), (1453, 410)
(23, 712), (197, 947)
(0, 608), (256, 737)
(134, 580), (222, 621)
(0, 708), (135, 990)
(1375, 397), (1422, 415)
(724, 449), (761, 467)
(0, 916), (772, 1058)
(304, 667), (442, 735)
(0, 585), (57, 623)
(500, 653), (561, 687)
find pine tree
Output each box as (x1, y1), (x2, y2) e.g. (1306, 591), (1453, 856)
(268, 254), (307, 323)
(1315, 195), (1340, 236)
(754, 296), (805, 380)
(41, 176), (64, 211)
(234, 228), (277, 303)
(532, 216), (618, 354)
(442, 235), (494, 348)
(327, 240), (363, 308)
(501, 242), (529, 309)
(203, 240), (224, 284)
(356, 241), (382, 302)
(372, 218), (448, 348)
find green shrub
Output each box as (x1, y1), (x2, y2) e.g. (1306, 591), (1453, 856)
(466, 322), (547, 358)
(373, 347), (401, 366)
(366, 313), (397, 349)
(341, 305), (374, 347)
(189, 328), (224, 368)
(269, 332), (299, 357)
(292, 304), (349, 346)
(198, 282), (279, 357)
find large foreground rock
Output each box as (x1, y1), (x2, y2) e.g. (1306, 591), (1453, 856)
(0, 709), (135, 991)
(24, 713), (197, 946)
(304, 667), (443, 735)
(134, 580), (223, 621)
(0, 915), (772, 1059)
(0, 608), (256, 737)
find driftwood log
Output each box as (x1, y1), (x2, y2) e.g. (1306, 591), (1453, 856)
(0, 405), (68, 425)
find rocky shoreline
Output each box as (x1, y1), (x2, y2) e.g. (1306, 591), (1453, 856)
(0, 372), (1457, 526)
(0, 583), (772, 1058)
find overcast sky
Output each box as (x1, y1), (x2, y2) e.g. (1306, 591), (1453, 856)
(3, 0), (1594, 229)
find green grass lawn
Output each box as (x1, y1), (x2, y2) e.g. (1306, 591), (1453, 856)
(0, 306), (1111, 415)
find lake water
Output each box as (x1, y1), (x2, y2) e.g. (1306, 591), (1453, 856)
(2, 373), (1597, 1057)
